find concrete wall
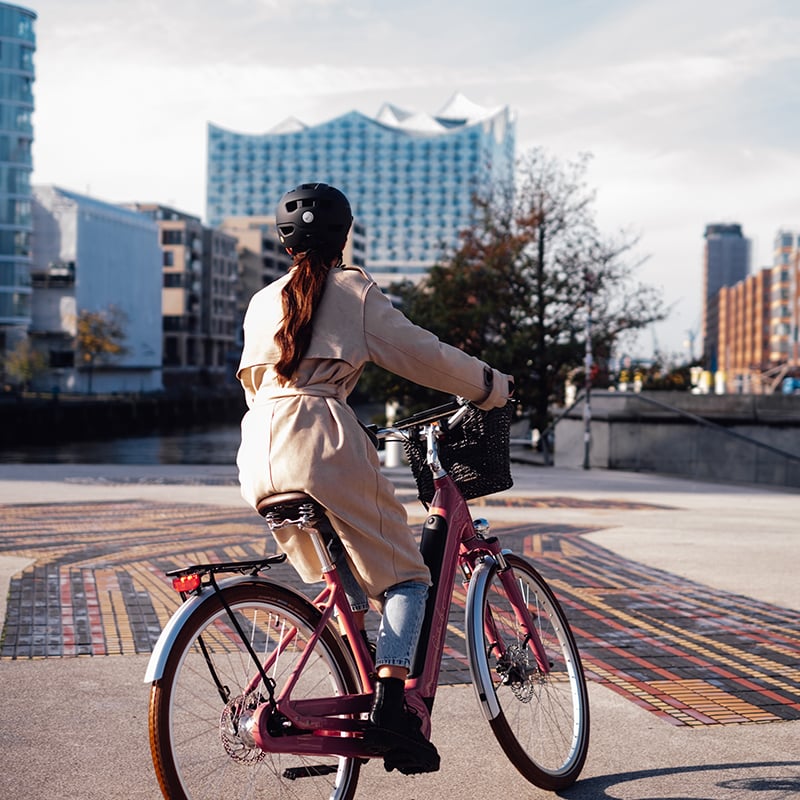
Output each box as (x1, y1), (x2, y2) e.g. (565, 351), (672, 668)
(555, 392), (800, 489)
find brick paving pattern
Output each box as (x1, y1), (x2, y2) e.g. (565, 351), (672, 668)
(1, 497), (798, 728)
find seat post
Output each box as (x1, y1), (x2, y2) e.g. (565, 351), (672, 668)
(306, 523), (335, 575)
(258, 493), (335, 575)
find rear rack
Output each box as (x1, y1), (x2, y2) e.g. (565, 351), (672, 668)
(167, 554), (287, 581)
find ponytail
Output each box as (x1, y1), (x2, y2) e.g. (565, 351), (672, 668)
(274, 249), (341, 384)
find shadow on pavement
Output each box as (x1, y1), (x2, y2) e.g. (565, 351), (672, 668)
(559, 761), (800, 799)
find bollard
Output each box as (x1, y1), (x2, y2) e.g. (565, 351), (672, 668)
(384, 400), (403, 467)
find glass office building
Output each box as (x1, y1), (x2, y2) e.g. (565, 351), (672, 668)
(206, 93), (515, 286)
(702, 223), (751, 371)
(0, 2), (35, 357)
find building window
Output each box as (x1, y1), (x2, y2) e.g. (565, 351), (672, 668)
(162, 229), (184, 245)
(49, 350), (74, 368)
(164, 336), (180, 365)
(163, 273), (184, 288)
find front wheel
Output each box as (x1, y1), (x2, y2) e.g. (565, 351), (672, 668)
(466, 554), (590, 790)
(148, 581), (362, 800)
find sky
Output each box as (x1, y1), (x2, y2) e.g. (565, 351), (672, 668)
(27, 0), (800, 361)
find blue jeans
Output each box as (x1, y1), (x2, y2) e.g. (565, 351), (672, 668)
(330, 538), (428, 670)
(328, 537), (370, 613)
(375, 580), (429, 670)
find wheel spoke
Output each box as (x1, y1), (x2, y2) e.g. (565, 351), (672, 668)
(467, 556), (589, 790)
(149, 584), (361, 800)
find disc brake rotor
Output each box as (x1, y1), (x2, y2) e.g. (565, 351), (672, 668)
(219, 693), (267, 764)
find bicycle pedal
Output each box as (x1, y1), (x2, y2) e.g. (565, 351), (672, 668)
(282, 764), (340, 780)
(383, 748), (441, 775)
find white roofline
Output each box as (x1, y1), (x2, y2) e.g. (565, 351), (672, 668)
(224, 94), (510, 138)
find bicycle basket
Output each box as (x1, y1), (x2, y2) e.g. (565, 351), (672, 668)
(403, 402), (514, 505)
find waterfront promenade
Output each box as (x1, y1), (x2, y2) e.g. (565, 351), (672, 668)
(0, 460), (798, 799)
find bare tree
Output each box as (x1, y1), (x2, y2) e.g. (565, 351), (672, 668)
(368, 147), (667, 429)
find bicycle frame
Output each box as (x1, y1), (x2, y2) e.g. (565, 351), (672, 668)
(410, 470), (551, 701)
(261, 413), (549, 757)
(148, 408), (551, 763)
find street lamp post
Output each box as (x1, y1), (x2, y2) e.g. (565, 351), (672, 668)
(583, 270), (594, 470)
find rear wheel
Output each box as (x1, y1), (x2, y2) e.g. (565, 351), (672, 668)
(149, 582), (362, 800)
(466, 554), (589, 790)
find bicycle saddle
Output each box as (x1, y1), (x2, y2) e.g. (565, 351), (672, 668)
(257, 492), (326, 523)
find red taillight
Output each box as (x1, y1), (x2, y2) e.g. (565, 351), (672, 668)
(172, 574), (201, 593)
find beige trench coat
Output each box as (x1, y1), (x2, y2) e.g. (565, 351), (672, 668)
(236, 264), (511, 599)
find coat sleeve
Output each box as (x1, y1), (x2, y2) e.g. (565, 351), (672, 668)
(363, 284), (512, 409)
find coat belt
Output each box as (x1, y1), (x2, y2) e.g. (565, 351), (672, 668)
(252, 384), (347, 405)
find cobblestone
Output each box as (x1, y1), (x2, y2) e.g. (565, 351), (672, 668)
(1, 496), (798, 726)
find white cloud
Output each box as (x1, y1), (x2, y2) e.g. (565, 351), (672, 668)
(28, 0), (800, 358)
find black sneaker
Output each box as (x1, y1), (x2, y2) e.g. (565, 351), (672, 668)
(362, 681), (440, 775)
(363, 714), (440, 773)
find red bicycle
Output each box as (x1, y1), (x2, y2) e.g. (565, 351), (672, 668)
(145, 398), (590, 799)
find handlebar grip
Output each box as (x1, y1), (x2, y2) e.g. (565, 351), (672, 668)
(358, 421), (379, 448)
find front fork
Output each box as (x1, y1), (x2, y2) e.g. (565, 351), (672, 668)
(461, 520), (551, 676)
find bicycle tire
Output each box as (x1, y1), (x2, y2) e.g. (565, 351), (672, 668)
(466, 554), (589, 790)
(149, 580), (362, 800)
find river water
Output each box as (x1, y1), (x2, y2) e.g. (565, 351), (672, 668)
(0, 423), (243, 465)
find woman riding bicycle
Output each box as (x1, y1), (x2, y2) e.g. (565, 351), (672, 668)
(236, 182), (513, 770)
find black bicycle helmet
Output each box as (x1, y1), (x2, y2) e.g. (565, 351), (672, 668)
(276, 183), (353, 252)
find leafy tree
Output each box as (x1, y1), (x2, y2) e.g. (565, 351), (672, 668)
(4, 337), (48, 391)
(76, 306), (128, 394)
(361, 148), (667, 430)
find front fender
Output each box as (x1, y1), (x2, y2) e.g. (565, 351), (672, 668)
(144, 574), (295, 684)
(465, 557), (501, 721)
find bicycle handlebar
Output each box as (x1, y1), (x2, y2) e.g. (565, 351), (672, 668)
(371, 397), (472, 442)
(385, 375), (515, 432)
(392, 397), (466, 429)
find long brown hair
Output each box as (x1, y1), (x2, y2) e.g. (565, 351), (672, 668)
(274, 248), (341, 384)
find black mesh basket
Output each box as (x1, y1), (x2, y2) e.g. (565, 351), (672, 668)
(403, 402), (514, 505)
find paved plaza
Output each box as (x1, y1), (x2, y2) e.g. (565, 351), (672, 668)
(0, 460), (798, 799)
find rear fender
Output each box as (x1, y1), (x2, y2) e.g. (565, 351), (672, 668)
(144, 574), (309, 683)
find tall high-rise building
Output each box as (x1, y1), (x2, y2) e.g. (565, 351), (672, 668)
(206, 93), (515, 286)
(702, 223), (750, 370)
(0, 2), (35, 362)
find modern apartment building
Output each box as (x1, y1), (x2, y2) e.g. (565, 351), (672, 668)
(202, 225), (239, 380)
(0, 2), (35, 364)
(702, 223), (751, 370)
(30, 186), (163, 393)
(769, 230), (799, 365)
(717, 268), (771, 392)
(712, 228), (800, 393)
(125, 204), (239, 387)
(206, 93), (515, 287)
(218, 216), (293, 297)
